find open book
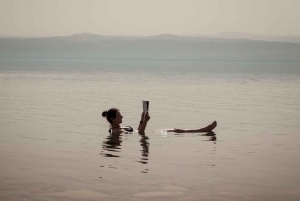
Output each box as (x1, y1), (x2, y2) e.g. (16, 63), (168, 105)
(143, 100), (149, 112)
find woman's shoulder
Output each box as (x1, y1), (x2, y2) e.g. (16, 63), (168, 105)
(109, 126), (133, 134)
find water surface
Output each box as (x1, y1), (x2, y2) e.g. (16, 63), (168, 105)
(0, 60), (300, 200)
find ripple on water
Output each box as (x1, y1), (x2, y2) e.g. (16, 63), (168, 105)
(42, 189), (111, 200)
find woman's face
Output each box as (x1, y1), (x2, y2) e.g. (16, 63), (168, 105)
(112, 110), (123, 125)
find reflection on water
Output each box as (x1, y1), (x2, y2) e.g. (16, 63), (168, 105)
(162, 131), (217, 143)
(139, 134), (149, 158)
(101, 131), (216, 173)
(101, 133), (122, 158)
(202, 132), (217, 143)
(139, 133), (150, 173)
(101, 131), (151, 173)
(138, 133), (150, 167)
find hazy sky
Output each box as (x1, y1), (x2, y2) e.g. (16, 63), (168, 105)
(1, 0), (299, 37)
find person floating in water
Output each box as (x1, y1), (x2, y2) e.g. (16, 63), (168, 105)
(102, 108), (217, 134)
(102, 108), (150, 134)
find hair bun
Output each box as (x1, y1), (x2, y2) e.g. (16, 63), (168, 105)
(102, 111), (107, 117)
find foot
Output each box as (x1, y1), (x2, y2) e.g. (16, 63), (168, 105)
(200, 121), (217, 132)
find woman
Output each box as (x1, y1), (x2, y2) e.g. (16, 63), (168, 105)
(102, 108), (150, 134)
(102, 108), (217, 134)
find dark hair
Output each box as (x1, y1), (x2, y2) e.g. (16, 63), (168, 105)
(102, 108), (118, 125)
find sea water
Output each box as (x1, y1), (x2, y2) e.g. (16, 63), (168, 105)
(0, 59), (300, 200)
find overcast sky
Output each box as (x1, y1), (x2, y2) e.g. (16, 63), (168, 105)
(1, 0), (299, 37)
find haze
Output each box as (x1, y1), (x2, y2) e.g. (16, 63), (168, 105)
(0, 0), (299, 37)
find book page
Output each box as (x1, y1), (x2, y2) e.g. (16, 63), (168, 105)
(143, 100), (149, 112)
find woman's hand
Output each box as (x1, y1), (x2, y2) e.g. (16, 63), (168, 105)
(144, 112), (150, 122)
(141, 112), (145, 121)
(138, 112), (150, 134)
(141, 112), (150, 122)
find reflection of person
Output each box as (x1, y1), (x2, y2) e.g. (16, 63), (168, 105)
(102, 108), (150, 134)
(101, 132), (122, 157)
(139, 134), (149, 157)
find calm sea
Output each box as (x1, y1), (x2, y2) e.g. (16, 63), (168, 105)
(1, 59), (300, 201)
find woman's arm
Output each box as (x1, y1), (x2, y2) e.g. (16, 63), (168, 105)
(137, 112), (145, 131)
(138, 112), (150, 134)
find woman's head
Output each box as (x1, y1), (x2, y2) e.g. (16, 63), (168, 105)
(102, 108), (123, 126)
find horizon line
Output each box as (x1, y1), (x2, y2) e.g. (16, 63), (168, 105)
(1, 32), (300, 39)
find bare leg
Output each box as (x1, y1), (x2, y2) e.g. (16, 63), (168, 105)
(194, 121), (217, 132)
(168, 121), (217, 133)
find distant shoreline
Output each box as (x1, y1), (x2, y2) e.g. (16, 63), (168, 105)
(1, 34), (300, 62)
(0, 58), (300, 63)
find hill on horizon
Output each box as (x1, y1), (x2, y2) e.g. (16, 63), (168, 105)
(1, 32), (300, 43)
(0, 33), (299, 62)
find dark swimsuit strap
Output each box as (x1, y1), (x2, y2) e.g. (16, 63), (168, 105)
(124, 126), (133, 132)
(109, 126), (133, 133)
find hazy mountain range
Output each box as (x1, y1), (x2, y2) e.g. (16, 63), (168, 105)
(0, 33), (299, 61)
(195, 32), (300, 43)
